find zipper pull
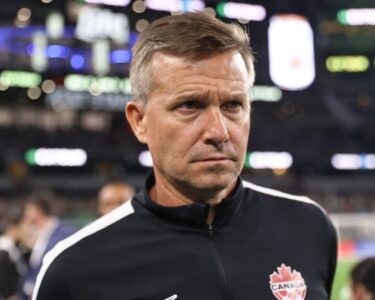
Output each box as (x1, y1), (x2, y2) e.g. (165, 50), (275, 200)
(208, 223), (214, 239)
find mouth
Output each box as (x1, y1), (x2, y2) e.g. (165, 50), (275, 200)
(192, 155), (235, 163)
(199, 157), (230, 162)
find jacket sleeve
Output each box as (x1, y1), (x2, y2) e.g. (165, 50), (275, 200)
(32, 255), (73, 300)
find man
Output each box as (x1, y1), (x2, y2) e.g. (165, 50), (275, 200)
(350, 257), (375, 300)
(33, 12), (337, 300)
(97, 182), (135, 216)
(20, 192), (75, 299)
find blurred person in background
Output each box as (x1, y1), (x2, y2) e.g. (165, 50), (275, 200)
(20, 192), (75, 300)
(33, 12), (337, 299)
(97, 182), (135, 216)
(350, 257), (375, 300)
(0, 207), (26, 300)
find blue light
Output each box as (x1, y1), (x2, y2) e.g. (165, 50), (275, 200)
(47, 45), (69, 58)
(26, 44), (33, 55)
(111, 50), (131, 63)
(129, 33), (139, 46)
(70, 54), (85, 69)
(28, 44), (69, 58)
(182, 0), (189, 12)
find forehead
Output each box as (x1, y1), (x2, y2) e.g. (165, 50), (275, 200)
(149, 50), (249, 95)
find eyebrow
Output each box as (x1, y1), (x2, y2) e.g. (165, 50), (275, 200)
(172, 89), (248, 102)
(226, 91), (248, 100)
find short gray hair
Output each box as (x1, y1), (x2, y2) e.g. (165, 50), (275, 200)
(130, 12), (255, 102)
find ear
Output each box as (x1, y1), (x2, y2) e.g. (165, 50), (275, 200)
(125, 100), (148, 144)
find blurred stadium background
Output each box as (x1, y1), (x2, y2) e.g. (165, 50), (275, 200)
(0, 0), (374, 298)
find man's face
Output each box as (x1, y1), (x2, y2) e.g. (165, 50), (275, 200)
(128, 50), (251, 200)
(98, 185), (134, 216)
(24, 203), (40, 226)
(350, 282), (374, 300)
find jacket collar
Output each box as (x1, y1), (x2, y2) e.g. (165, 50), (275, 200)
(133, 172), (245, 232)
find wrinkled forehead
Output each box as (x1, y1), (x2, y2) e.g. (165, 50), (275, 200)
(151, 50), (248, 73)
(148, 50), (250, 89)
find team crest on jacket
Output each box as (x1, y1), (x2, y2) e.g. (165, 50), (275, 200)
(269, 264), (307, 300)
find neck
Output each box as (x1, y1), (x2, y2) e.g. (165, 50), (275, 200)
(149, 172), (237, 223)
(206, 206), (216, 224)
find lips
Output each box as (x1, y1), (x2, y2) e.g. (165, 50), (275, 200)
(191, 154), (236, 163)
(197, 156), (231, 161)
(189, 149), (238, 163)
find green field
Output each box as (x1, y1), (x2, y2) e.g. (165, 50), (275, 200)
(331, 259), (358, 300)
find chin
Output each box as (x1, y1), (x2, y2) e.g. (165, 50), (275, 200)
(190, 172), (237, 192)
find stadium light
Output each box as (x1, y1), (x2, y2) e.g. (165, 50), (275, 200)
(64, 74), (131, 94)
(250, 85), (282, 102)
(216, 2), (266, 21)
(139, 151), (153, 167)
(331, 153), (375, 170)
(83, 0), (131, 6)
(145, 0), (205, 13)
(245, 152), (293, 169)
(0, 70), (41, 88)
(337, 8), (375, 26)
(326, 56), (369, 73)
(25, 148), (87, 167)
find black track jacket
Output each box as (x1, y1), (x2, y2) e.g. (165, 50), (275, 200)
(33, 174), (337, 300)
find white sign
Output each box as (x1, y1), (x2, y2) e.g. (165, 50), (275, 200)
(268, 15), (315, 90)
(75, 6), (130, 44)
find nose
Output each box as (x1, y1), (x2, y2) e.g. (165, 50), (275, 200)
(203, 107), (230, 147)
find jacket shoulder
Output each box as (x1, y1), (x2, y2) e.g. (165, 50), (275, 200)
(32, 200), (135, 300)
(242, 180), (323, 210)
(241, 180), (337, 243)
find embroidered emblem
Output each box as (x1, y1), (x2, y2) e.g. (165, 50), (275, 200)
(269, 264), (307, 300)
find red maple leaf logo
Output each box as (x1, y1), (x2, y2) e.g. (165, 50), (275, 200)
(269, 264), (307, 300)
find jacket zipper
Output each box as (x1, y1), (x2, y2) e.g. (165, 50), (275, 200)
(207, 223), (231, 300)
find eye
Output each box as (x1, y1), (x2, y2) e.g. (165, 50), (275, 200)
(223, 100), (243, 110)
(177, 100), (202, 111)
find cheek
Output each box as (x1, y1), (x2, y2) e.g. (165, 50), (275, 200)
(147, 122), (196, 165)
(146, 120), (177, 161)
(232, 122), (250, 147)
